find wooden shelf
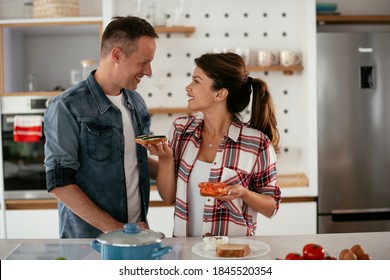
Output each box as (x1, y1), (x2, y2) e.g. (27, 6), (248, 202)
(247, 65), (303, 75)
(154, 26), (196, 37)
(317, 15), (390, 25)
(0, 17), (103, 27)
(5, 199), (58, 210)
(149, 107), (193, 115)
(0, 91), (61, 97)
(278, 173), (309, 188)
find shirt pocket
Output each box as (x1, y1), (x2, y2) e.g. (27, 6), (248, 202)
(84, 122), (112, 162)
(220, 167), (250, 186)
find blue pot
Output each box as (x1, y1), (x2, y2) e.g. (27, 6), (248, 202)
(91, 223), (172, 260)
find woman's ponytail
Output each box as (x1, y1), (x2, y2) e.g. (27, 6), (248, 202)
(249, 78), (280, 154)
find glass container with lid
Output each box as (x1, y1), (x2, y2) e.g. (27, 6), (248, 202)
(80, 59), (97, 80)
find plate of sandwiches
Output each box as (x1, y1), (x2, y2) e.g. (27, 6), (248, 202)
(192, 236), (271, 259)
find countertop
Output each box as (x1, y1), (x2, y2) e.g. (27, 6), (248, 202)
(1, 231), (389, 260)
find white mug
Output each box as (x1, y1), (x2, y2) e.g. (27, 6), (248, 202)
(233, 47), (250, 65)
(257, 50), (279, 67)
(279, 51), (302, 67)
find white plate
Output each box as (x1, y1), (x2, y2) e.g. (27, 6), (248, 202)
(191, 238), (271, 259)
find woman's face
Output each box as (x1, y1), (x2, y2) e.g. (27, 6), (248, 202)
(185, 66), (218, 112)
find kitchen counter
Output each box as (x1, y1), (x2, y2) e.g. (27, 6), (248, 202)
(1, 231), (389, 260)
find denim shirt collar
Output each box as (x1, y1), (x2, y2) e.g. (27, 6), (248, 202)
(85, 71), (115, 114)
(86, 71), (137, 115)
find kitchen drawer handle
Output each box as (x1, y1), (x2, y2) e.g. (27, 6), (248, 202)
(331, 208), (390, 222)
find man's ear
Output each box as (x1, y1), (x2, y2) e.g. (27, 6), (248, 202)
(215, 88), (229, 101)
(111, 48), (122, 63)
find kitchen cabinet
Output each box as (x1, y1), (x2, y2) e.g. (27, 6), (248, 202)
(0, 0), (196, 96)
(6, 209), (59, 238)
(256, 201), (317, 236)
(5, 202), (315, 238)
(0, 20), (196, 96)
(147, 201), (317, 238)
(147, 205), (174, 238)
(0, 18), (102, 95)
(147, 201), (318, 238)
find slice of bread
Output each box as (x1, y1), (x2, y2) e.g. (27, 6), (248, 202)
(134, 135), (167, 145)
(216, 244), (251, 258)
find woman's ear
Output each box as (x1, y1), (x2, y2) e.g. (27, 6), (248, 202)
(215, 88), (229, 101)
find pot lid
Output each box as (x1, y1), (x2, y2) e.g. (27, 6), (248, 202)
(97, 223), (165, 247)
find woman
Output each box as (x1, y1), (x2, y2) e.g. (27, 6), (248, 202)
(145, 52), (281, 237)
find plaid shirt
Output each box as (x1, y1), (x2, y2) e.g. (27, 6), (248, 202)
(169, 116), (281, 237)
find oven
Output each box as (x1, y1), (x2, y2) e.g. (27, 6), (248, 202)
(1, 95), (53, 199)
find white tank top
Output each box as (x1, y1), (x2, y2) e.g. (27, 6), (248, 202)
(188, 160), (212, 237)
(106, 93), (141, 223)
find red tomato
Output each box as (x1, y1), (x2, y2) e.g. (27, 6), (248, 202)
(285, 252), (303, 260)
(198, 182), (213, 189)
(302, 243), (325, 260)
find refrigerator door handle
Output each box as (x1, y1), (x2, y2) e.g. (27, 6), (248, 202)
(331, 208), (390, 222)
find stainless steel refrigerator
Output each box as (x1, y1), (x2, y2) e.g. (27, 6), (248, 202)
(317, 28), (390, 233)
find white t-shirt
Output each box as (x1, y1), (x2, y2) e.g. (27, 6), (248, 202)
(106, 93), (141, 223)
(188, 160), (212, 237)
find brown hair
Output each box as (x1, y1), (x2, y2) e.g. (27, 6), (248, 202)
(194, 52), (280, 154)
(100, 16), (158, 57)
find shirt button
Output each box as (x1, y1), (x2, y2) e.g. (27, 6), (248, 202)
(213, 162), (217, 165)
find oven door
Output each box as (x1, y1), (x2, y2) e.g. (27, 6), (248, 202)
(1, 96), (54, 199)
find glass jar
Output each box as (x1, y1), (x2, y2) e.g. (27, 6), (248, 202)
(25, 73), (36, 91)
(80, 59), (97, 80)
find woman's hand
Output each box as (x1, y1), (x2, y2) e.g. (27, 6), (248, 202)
(216, 184), (277, 218)
(214, 184), (247, 201)
(142, 142), (173, 162)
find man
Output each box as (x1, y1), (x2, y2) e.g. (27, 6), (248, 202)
(44, 16), (159, 238)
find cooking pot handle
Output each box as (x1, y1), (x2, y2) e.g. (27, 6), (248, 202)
(151, 246), (173, 259)
(90, 240), (102, 253)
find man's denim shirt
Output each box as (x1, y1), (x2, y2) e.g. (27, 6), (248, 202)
(44, 72), (151, 238)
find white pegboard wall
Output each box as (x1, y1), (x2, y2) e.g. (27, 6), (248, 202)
(111, 0), (314, 174)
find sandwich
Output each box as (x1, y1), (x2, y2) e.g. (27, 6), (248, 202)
(216, 244), (251, 258)
(134, 134), (167, 145)
(198, 182), (228, 197)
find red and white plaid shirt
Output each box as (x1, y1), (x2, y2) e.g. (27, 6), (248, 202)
(169, 116), (281, 237)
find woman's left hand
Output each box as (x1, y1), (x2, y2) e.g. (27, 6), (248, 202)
(215, 184), (247, 201)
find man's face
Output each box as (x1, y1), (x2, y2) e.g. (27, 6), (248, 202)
(118, 36), (156, 90)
